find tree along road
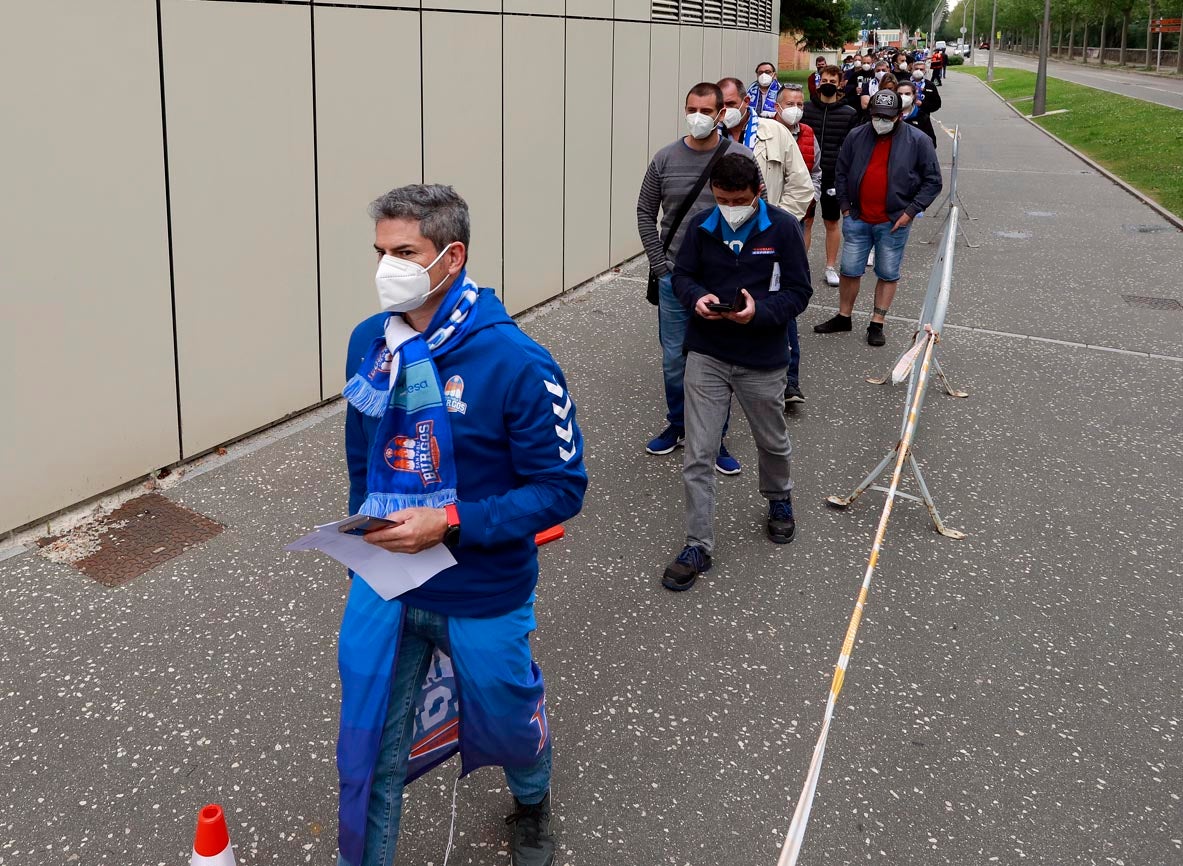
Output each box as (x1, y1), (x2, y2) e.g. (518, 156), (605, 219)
(966, 50), (1183, 110)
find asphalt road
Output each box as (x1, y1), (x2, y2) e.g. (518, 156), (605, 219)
(967, 50), (1183, 110)
(1, 74), (1180, 866)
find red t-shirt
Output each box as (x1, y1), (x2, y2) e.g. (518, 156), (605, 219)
(858, 135), (893, 224)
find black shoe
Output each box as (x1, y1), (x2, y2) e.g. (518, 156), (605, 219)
(784, 383), (806, 405)
(866, 324), (886, 347)
(662, 544), (712, 592)
(814, 314), (852, 334)
(507, 792), (555, 866)
(768, 498), (796, 544)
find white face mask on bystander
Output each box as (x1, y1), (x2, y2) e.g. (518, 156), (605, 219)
(375, 243), (455, 313)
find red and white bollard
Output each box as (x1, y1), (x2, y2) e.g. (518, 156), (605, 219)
(190, 804), (236, 865)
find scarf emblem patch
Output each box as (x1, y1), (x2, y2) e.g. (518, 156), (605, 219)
(384, 420), (442, 485)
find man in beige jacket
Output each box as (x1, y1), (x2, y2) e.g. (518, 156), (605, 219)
(717, 77), (812, 404)
(717, 77), (813, 223)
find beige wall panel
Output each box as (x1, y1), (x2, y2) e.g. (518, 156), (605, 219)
(648, 24), (681, 157)
(614, 0), (651, 20)
(566, 0), (612, 17)
(0, 0), (174, 533)
(563, 19), (612, 288)
(423, 0), (499, 12)
(313, 0), (412, 6)
(721, 27), (739, 77)
(314, 7), (422, 397)
(505, 0), (563, 13)
(422, 13), (502, 294)
(679, 26), (704, 95)
(502, 16), (564, 314)
(610, 21), (651, 264)
(162, 0), (319, 458)
(702, 26), (722, 82)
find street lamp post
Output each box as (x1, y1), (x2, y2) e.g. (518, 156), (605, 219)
(1032, 0), (1052, 114)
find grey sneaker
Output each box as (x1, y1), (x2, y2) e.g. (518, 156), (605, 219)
(824, 266), (840, 287)
(507, 792), (555, 866)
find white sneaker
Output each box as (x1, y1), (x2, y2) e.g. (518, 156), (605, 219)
(824, 266), (840, 287)
(866, 248), (876, 271)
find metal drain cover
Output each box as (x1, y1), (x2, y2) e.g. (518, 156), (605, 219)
(995, 230), (1033, 239)
(1122, 294), (1183, 311)
(37, 493), (223, 586)
(1123, 224), (1171, 234)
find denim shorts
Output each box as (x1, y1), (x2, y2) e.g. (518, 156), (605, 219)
(840, 215), (911, 282)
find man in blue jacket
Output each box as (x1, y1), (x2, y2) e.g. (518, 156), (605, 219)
(663, 154), (813, 591)
(337, 184), (587, 866)
(814, 90), (942, 346)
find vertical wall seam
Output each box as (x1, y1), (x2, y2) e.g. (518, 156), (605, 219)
(310, 3), (325, 400)
(155, 0), (184, 462)
(607, 4), (615, 265)
(501, 4), (506, 299)
(561, 4), (567, 292)
(419, 10), (426, 184)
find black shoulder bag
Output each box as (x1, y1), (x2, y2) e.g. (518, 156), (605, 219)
(647, 137), (730, 306)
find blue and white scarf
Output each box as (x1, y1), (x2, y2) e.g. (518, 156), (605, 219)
(342, 270), (481, 518)
(747, 79), (781, 117)
(739, 108), (761, 150)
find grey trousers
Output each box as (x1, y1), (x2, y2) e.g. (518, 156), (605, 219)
(683, 351), (794, 555)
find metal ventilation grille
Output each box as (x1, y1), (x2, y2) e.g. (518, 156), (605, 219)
(652, 0), (679, 22)
(652, 0), (771, 29)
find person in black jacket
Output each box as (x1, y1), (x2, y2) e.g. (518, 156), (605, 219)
(801, 65), (858, 289)
(896, 80), (939, 146)
(815, 91), (942, 346)
(662, 154), (813, 591)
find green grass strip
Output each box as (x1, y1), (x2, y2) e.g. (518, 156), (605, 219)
(956, 66), (1183, 216)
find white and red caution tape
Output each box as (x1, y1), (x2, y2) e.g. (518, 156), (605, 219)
(776, 327), (939, 866)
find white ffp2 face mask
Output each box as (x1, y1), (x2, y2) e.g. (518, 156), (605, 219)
(900, 94), (915, 110)
(871, 117), (896, 136)
(781, 106), (804, 126)
(757, 73), (774, 88)
(723, 107), (744, 129)
(375, 242), (455, 313)
(913, 69), (926, 80)
(719, 199), (757, 231)
(686, 111), (718, 140)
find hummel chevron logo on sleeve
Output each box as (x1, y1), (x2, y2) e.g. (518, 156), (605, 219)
(544, 377), (577, 462)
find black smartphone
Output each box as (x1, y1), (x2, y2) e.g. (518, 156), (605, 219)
(706, 292), (746, 314)
(338, 515), (402, 536)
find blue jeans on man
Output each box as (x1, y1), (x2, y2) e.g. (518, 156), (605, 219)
(337, 604), (551, 866)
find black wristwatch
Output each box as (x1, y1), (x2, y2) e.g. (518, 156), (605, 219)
(443, 503), (461, 547)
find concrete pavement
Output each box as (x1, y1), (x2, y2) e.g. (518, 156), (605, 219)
(1, 73), (1180, 865)
(968, 51), (1183, 110)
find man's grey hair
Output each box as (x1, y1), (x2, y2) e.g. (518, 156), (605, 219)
(368, 183), (471, 252)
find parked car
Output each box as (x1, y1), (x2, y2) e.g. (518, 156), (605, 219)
(980, 40), (990, 49)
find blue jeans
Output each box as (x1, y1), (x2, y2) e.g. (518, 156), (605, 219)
(787, 318), (800, 387)
(840, 216), (911, 283)
(657, 273), (731, 434)
(337, 605), (552, 866)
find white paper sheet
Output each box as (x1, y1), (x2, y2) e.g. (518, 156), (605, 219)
(284, 517), (457, 601)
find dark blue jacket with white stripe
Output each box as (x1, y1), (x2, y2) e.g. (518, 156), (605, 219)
(672, 201), (813, 370)
(344, 288), (587, 617)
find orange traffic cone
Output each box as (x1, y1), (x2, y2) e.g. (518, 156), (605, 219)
(190, 804), (236, 865)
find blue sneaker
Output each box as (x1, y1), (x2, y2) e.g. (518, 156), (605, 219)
(714, 443), (742, 475)
(645, 425), (684, 455)
(662, 544), (712, 592)
(768, 496), (796, 544)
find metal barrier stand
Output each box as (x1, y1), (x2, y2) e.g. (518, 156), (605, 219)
(921, 124), (978, 248)
(828, 205), (967, 539)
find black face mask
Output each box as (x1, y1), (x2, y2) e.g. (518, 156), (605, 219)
(819, 83), (838, 98)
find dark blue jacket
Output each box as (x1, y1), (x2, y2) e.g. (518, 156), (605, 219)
(344, 289), (587, 617)
(671, 201), (813, 370)
(835, 121), (943, 222)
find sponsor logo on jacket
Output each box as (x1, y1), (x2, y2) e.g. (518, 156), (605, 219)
(444, 375), (468, 415)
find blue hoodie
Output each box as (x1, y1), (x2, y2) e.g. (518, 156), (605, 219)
(344, 288), (587, 618)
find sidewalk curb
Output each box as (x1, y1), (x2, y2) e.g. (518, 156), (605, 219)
(965, 74), (1183, 231)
